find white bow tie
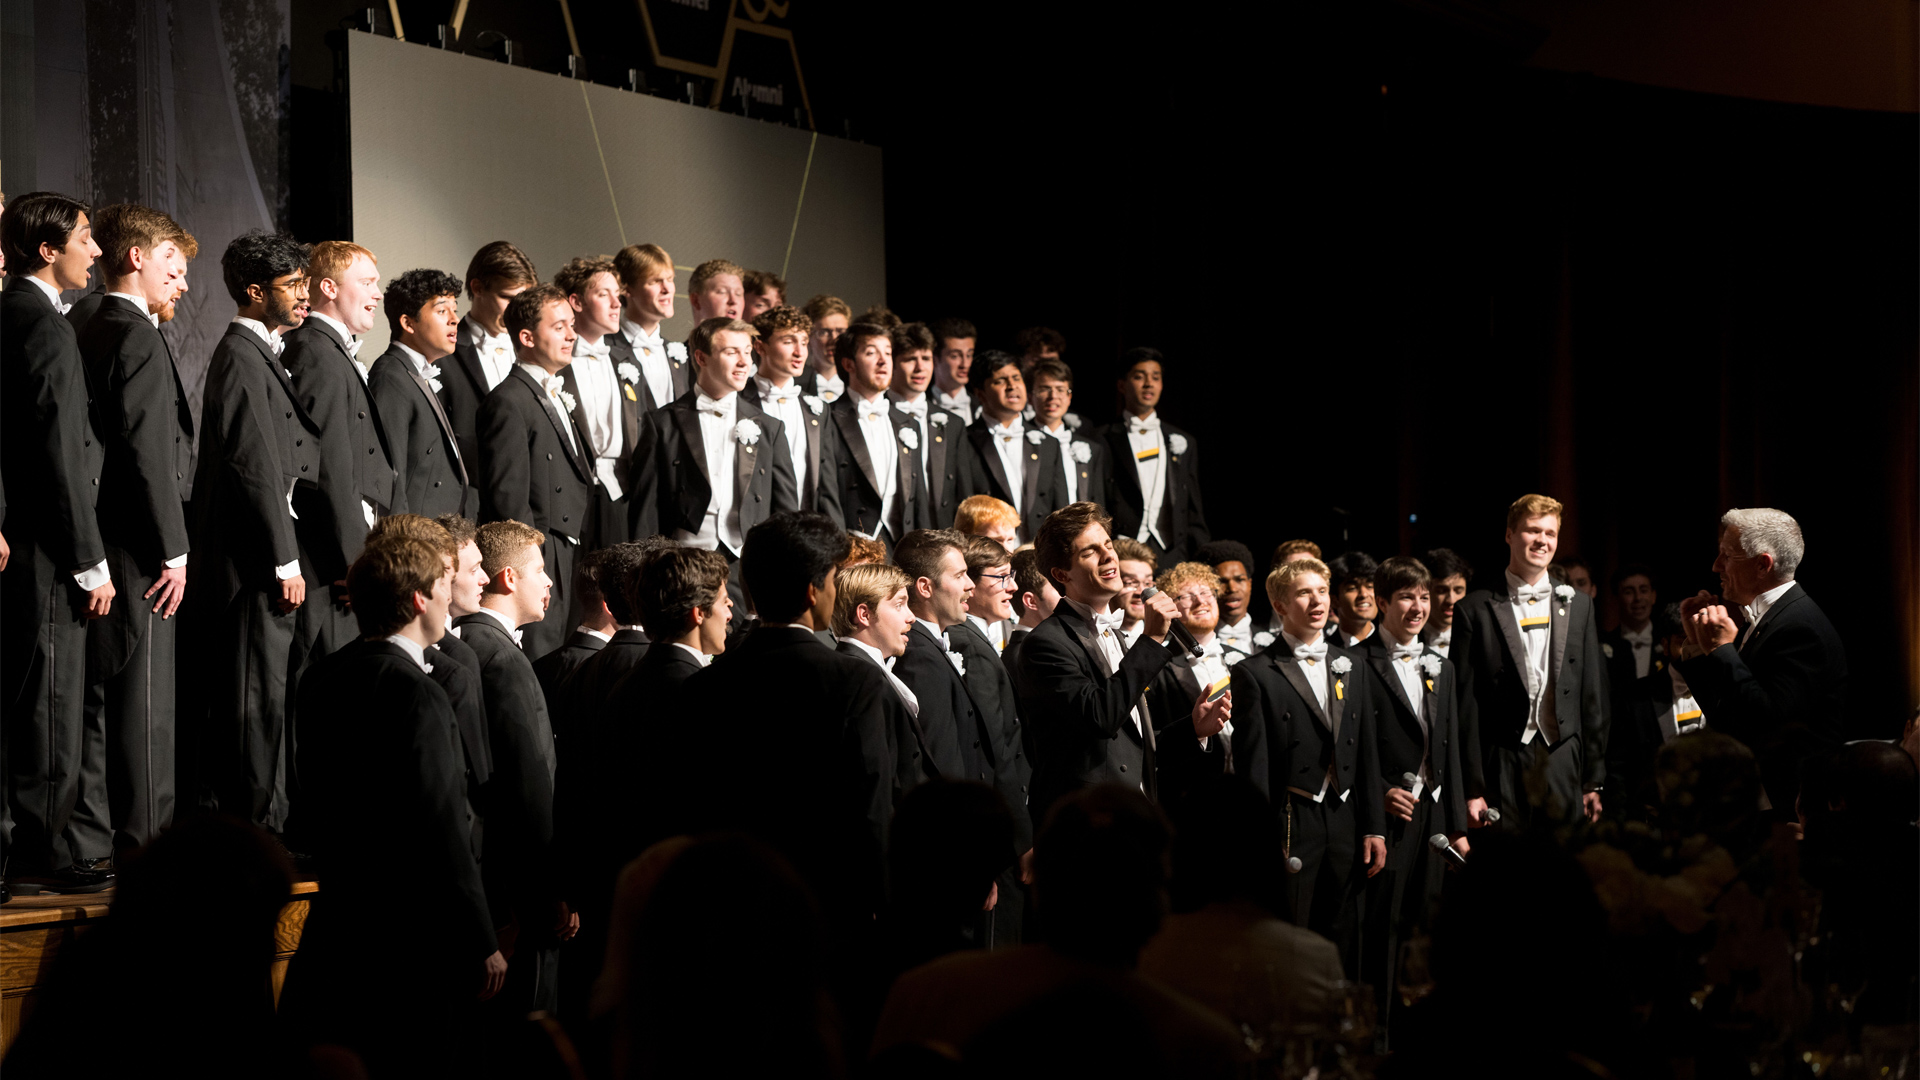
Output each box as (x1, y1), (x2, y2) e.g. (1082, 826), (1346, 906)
(344, 337), (363, 359)
(1390, 640), (1425, 661)
(1130, 415), (1161, 436)
(144, 312), (160, 328)
(696, 394), (730, 418)
(1514, 583), (1551, 604)
(628, 327), (663, 352)
(511, 628), (523, 645)
(860, 405), (889, 424)
(765, 384), (801, 405)
(1430, 628), (1451, 646)
(1294, 641), (1328, 663)
(894, 397), (926, 418)
(1621, 625), (1654, 647)
(990, 421), (1022, 440)
(1092, 608), (1127, 635)
(577, 341), (611, 360)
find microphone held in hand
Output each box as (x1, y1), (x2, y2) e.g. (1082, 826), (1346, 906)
(1429, 833), (1469, 871)
(1401, 771), (1420, 792)
(1480, 806), (1502, 826)
(1137, 585), (1203, 658)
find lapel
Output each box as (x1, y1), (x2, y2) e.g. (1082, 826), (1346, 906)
(1103, 423), (1144, 499)
(1056, 600), (1109, 681)
(1741, 584), (1803, 654)
(509, 365), (594, 484)
(733, 396), (764, 513)
(1550, 588), (1571, 683)
(888, 405), (917, 502)
(606, 332), (644, 451)
(1019, 431), (1046, 515)
(235, 325), (319, 432)
(831, 399), (881, 495)
(670, 396), (711, 487)
(1369, 653), (1418, 724)
(969, 423), (1016, 502)
(1489, 588), (1528, 673)
(558, 362), (597, 458)
(398, 348), (468, 484)
(925, 408), (950, 485)
(451, 334), (490, 399)
(1273, 652), (1335, 733)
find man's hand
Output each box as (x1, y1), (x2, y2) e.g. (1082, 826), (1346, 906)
(1385, 788), (1418, 823)
(1452, 835), (1471, 857)
(1678, 590), (1719, 621)
(1141, 590), (1179, 645)
(1688, 605), (1738, 652)
(86, 579), (116, 619)
(1583, 790), (1603, 822)
(0, 531), (10, 571)
(554, 902), (580, 943)
(146, 566), (187, 618)
(1192, 690), (1231, 739)
(478, 951), (508, 1000)
(1466, 796), (1489, 828)
(278, 576), (306, 614)
(1018, 848), (1034, 885)
(1363, 836), (1388, 877)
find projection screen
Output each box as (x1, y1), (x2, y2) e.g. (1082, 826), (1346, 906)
(346, 31), (884, 357)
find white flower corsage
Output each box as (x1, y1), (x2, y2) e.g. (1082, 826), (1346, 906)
(899, 426), (919, 450)
(1601, 642), (1614, 659)
(947, 650), (967, 676)
(1419, 653), (1443, 676)
(1169, 433), (1189, 455)
(1025, 429), (1046, 445)
(930, 413), (950, 427)
(617, 361), (641, 385)
(1554, 584), (1575, 602)
(557, 388), (578, 414)
(1064, 412), (1082, 430)
(1071, 441), (1092, 464)
(803, 394), (824, 416)
(1330, 656), (1352, 674)
(666, 341), (688, 361)
(733, 419), (762, 446)
(1253, 630), (1275, 649)
(423, 363), (444, 393)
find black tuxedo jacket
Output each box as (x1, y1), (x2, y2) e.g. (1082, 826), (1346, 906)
(1356, 636), (1470, 836)
(633, 386), (798, 538)
(741, 378), (831, 512)
(894, 401), (977, 529)
(454, 612), (561, 923)
(1676, 583), (1847, 811)
(1012, 600), (1172, 819)
(1453, 581), (1610, 798)
(560, 628), (649, 733)
(622, 334), (693, 412)
(966, 422), (1068, 542)
(367, 345), (468, 518)
(0, 277), (106, 593)
(1228, 639), (1386, 837)
(532, 628), (605, 741)
(591, 640), (705, 857)
(73, 294), (193, 564)
(1144, 653), (1232, 803)
(294, 639), (495, 963)
(950, 618), (1034, 850)
(1059, 426), (1111, 512)
(189, 323), (321, 603)
(558, 345), (644, 492)
(282, 318), (400, 580)
(835, 640), (937, 805)
(679, 626), (895, 920)
(1604, 652), (1678, 813)
(439, 328), (498, 502)
(1096, 417), (1210, 562)
(893, 623), (994, 786)
(818, 394), (929, 544)
(478, 365), (596, 542)
(631, 390), (798, 543)
(430, 629), (494, 790)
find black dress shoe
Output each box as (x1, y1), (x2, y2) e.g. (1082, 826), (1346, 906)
(7, 865), (115, 895)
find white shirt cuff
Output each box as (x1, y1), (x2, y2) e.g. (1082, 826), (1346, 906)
(164, 553), (188, 569)
(275, 560), (302, 581)
(74, 561), (111, 592)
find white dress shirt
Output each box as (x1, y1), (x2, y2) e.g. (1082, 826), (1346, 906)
(1339, 623), (1376, 648)
(466, 317), (515, 390)
(1041, 421), (1078, 502)
(671, 641), (714, 668)
(572, 336), (626, 500)
(1740, 580), (1796, 648)
(984, 417), (1029, 512)
(887, 389), (933, 473)
(1426, 626), (1452, 659)
(843, 637), (920, 716)
(756, 375), (810, 498)
(1619, 622), (1654, 679)
(1064, 597), (1147, 742)
(1505, 569), (1555, 744)
(1280, 630), (1339, 801)
(851, 392), (900, 536)
(934, 384), (972, 424)
(231, 315), (286, 357)
(577, 625), (613, 644)
(1217, 614), (1254, 657)
(1170, 638), (1233, 748)
(517, 362), (582, 457)
(966, 613), (1008, 654)
(383, 633), (433, 673)
(1385, 636), (1440, 799)
(1124, 411), (1168, 546)
(473, 605), (523, 643)
(812, 369), (846, 402)
(24, 275), (71, 314)
(620, 317), (674, 408)
(105, 291), (159, 327)
(677, 391), (743, 553)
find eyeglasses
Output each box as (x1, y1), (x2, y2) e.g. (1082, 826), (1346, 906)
(268, 277), (310, 293)
(980, 571), (1014, 586)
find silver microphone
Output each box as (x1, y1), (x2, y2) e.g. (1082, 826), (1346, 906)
(1481, 806), (1502, 825)
(1429, 833), (1469, 870)
(1137, 584), (1203, 658)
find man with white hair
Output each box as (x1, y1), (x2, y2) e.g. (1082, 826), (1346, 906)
(1678, 507), (1848, 816)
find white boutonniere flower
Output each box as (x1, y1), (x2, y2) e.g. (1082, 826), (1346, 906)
(803, 395), (824, 416)
(1169, 433), (1189, 455)
(947, 650), (967, 676)
(1419, 653), (1443, 677)
(734, 419), (762, 446)
(1064, 411), (1083, 431)
(556, 388), (578, 414)
(1330, 656), (1352, 675)
(1071, 441), (1092, 464)
(1025, 429), (1046, 445)
(1554, 584), (1575, 602)
(423, 363), (442, 381)
(666, 341), (688, 362)
(899, 426), (920, 450)
(617, 361), (641, 385)
(1253, 630), (1275, 649)
(1601, 642), (1614, 659)
(930, 413), (949, 427)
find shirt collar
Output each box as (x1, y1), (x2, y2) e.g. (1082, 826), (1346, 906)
(887, 388), (927, 409)
(382, 633), (432, 672)
(394, 340), (430, 373)
(474, 606), (521, 637)
(986, 415), (1023, 435)
(620, 317), (662, 347)
(22, 275), (65, 308)
(306, 309), (355, 345)
(842, 636), (890, 667)
(106, 291), (160, 326)
(231, 316), (282, 348)
(1504, 567), (1550, 593)
(1746, 580), (1795, 622)
(577, 625), (613, 644)
(671, 641), (711, 665)
(466, 316), (511, 347)
(518, 360), (560, 387)
(1620, 623), (1654, 646)
(1280, 629), (1322, 654)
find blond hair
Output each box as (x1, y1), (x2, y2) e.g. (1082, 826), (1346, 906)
(1266, 555), (1330, 608)
(688, 258), (745, 294)
(1156, 561), (1222, 600)
(832, 563), (911, 637)
(476, 519), (544, 578)
(1505, 493), (1565, 531)
(367, 513), (456, 561)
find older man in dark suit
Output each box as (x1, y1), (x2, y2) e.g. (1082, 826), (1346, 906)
(1, 192), (114, 894)
(1677, 507), (1847, 817)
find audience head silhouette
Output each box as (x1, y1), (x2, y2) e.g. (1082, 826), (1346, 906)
(1032, 785), (1171, 967)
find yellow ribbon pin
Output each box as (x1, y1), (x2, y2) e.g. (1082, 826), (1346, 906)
(624, 384), (637, 402)
(1334, 680), (1344, 700)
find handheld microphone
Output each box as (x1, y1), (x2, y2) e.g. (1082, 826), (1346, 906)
(1429, 833), (1469, 871)
(1137, 585), (1203, 658)
(1481, 806), (1502, 826)
(1400, 771), (1420, 792)
(1286, 855), (1304, 873)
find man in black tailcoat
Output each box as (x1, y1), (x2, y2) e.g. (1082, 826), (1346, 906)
(816, 321), (929, 550)
(1094, 347), (1209, 564)
(368, 268), (469, 518)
